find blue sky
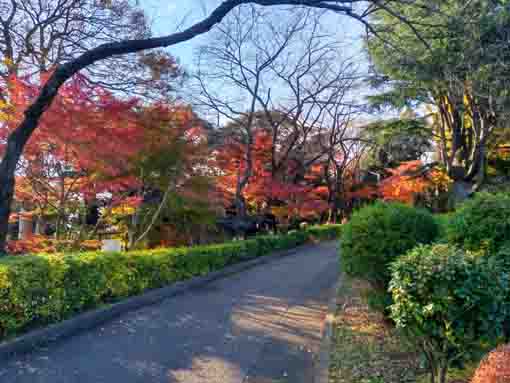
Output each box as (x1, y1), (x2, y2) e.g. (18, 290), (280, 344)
(142, 0), (208, 70)
(139, 1), (387, 123)
(141, 0), (368, 72)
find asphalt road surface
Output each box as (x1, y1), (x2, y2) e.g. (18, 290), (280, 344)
(0, 241), (339, 383)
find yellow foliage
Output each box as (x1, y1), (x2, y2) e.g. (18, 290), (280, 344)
(0, 99), (10, 122)
(430, 168), (453, 190)
(271, 206), (288, 221)
(2, 57), (13, 68)
(108, 205), (135, 217)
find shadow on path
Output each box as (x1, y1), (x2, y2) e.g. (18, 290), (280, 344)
(0, 242), (339, 383)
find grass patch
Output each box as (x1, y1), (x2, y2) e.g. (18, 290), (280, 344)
(328, 275), (478, 383)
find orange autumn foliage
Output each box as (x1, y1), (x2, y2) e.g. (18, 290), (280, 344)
(2, 73), (212, 253)
(215, 129), (329, 220)
(1, 73), (146, 207)
(1, 73), (207, 213)
(5, 235), (101, 255)
(472, 344), (510, 383)
(377, 160), (451, 204)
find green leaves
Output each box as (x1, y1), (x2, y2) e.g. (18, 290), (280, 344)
(446, 192), (510, 253)
(0, 225), (342, 340)
(340, 202), (439, 288)
(389, 244), (509, 375)
(367, 0), (510, 185)
(360, 117), (433, 170)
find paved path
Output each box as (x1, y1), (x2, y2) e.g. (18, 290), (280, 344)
(0, 241), (339, 383)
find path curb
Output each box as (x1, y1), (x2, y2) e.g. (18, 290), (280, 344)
(315, 275), (342, 383)
(0, 242), (319, 362)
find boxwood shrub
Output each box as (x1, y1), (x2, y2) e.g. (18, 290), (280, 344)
(340, 202), (438, 288)
(389, 244), (509, 383)
(447, 192), (510, 252)
(0, 226), (341, 341)
(304, 224), (343, 240)
(434, 213), (452, 243)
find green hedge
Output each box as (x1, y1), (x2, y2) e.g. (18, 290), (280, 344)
(434, 213), (452, 243)
(0, 225), (341, 340)
(341, 202), (438, 288)
(446, 192), (510, 253)
(304, 224), (343, 240)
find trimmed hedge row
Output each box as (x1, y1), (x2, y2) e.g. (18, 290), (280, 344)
(303, 224), (343, 240)
(0, 225), (341, 340)
(337, 193), (510, 383)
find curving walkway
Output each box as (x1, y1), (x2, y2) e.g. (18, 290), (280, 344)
(0, 241), (339, 383)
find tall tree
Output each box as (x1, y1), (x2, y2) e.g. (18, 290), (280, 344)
(367, 0), (510, 190)
(0, 0), (434, 252)
(1, 73), (148, 239)
(123, 105), (214, 249)
(360, 116), (433, 170)
(0, 0), (183, 98)
(193, 5), (308, 216)
(195, 6), (359, 216)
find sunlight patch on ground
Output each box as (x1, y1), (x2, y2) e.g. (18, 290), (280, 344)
(232, 294), (325, 349)
(168, 356), (244, 383)
(329, 277), (422, 383)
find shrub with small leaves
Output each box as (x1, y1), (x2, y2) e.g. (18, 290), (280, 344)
(447, 192), (510, 253)
(471, 344), (510, 383)
(494, 243), (510, 268)
(0, 226), (341, 341)
(389, 244), (510, 383)
(305, 224), (342, 241)
(494, 243), (510, 338)
(340, 202), (438, 288)
(434, 213), (452, 243)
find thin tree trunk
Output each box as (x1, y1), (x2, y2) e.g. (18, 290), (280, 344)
(129, 179), (174, 250)
(0, 135), (22, 253)
(235, 167), (249, 217)
(439, 363), (448, 383)
(0, 0), (253, 254)
(0, 0), (423, 253)
(473, 143), (487, 189)
(127, 208), (141, 250)
(55, 213), (62, 240)
(420, 344), (437, 383)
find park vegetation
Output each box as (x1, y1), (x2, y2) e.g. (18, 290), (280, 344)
(333, 1), (510, 382)
(0, 1), (509, 380)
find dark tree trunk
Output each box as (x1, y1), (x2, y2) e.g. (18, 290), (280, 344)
(0, 128), (34, 253)
(234, 194), (248, 218)
(0, 0), (251, 254)
(0, 169), (15, 253)
(0, 0), (409, 253)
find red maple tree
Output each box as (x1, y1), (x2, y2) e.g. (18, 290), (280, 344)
(215, 129), (329, 223)
(377, 160), (451, 204)
(1, 73), (214, 251)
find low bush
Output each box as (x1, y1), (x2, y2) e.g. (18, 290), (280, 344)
(446, 192), (510, 253)
(304, 224), (342, 241)
(493, 242), (510, 269)
(471, 344), (510, 383)
(0, 227), (340, 340)
(389, 244), (509, 383)
(434, 213), (452, 243)
(340, 202), (438, 288)
(493, 243), (510, 339)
